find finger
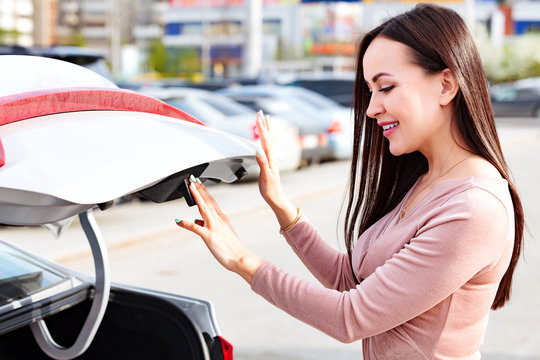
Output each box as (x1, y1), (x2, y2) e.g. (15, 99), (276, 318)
(190, 177), (225, 219)
(175, 218), (209, 238)
(188, 181), (215, 224)
(256, 112), (275, 167)
(256, 146), (270, 174)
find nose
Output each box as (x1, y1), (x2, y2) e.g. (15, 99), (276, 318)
(366, 93), (384, 119)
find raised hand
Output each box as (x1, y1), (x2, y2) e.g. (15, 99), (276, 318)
(255, 111), (297, 228)
(176, 176), (264, 284)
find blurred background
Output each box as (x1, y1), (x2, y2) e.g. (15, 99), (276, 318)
(1, 0), (539, 86)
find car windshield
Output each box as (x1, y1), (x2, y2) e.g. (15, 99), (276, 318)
(491, 87), (517, 101)
(289, 88), (340, 109)
(165, 98), (225, 126)
(0, 242), (67, 307)
(199, 96), (253, 116)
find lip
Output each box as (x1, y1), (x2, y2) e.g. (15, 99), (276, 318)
(378, 121), (399, 137)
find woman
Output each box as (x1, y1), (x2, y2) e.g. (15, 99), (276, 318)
(176, 4), (524, 359)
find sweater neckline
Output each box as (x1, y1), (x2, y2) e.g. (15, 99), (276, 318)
(396, 174), (506, 223)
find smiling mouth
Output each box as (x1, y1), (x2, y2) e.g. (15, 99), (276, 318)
(382, 122), (399, 130)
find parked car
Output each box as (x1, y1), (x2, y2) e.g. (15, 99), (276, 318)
(284, 73), (355, 107)
(140, 87), (302, 173)
(0, 55), (255, 359)
(490, 83), (540, 119)
(218, 85), (353, 161)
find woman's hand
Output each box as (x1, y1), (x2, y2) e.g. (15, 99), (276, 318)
(176, 176), (264, 284)
(255, 111), (297, 228)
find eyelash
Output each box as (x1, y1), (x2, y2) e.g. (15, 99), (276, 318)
(364, 85), (394, 97)
(379, 85), (394, 93)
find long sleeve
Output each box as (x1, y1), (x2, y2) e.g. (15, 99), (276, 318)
(281, 216), (358, 291)
(251, 185), (512, 344)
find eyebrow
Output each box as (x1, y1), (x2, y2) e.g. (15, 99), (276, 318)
(371, 72), (392, 83)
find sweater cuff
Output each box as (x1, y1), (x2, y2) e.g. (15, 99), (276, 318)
(250, 261), (276, 296)
(282, 215), (310, 241)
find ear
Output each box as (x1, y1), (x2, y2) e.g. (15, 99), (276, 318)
(439, 68), (459, 106)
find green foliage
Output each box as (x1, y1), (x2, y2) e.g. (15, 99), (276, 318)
(0, 28), (20, 43)
(146, 40), (201, 79)
(72, 32), (87, 47)
(476, 27), (540, 83)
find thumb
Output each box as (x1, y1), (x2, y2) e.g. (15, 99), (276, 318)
(256, 147), (270, 173)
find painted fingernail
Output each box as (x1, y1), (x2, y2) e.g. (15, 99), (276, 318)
(175, 218), (182, 223)
(257, 147), (263, 156)
(196, 177), (202, 184)
(189, 174), (196, 183)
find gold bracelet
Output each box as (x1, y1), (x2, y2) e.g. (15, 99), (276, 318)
(280, 207), (302, 234)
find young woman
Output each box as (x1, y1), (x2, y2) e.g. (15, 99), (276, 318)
(176, 4), (524, 358)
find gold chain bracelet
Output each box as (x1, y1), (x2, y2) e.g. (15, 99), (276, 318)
(280, 207), (302, 234)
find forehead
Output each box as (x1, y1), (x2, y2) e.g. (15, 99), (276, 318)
(362, 36), (414, 81)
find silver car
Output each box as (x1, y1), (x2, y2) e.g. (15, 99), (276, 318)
(218, 85), (353, 161)
(140, 87), (302, 174)
(0, 55), (254, 359)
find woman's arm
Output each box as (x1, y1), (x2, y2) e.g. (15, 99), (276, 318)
(250, 188), (511, 342)
(254, 110), (356, 290)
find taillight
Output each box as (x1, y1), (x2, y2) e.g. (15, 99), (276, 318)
(251, 124), (260, 140)
(218, 336), (233, 360)
(0, 137), (4, 168)
(327, 120), (342, 133)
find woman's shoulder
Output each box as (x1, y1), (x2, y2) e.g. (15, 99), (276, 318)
(431, 174), (512, 223)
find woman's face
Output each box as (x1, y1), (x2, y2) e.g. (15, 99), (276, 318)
(362, 36), (447, 156)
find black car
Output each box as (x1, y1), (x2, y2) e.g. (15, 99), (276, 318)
(285, 75), (355, 107)
(490, 84), (540, 119)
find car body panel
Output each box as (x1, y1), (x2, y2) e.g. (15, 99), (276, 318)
(0, 110), (256, 225)
(0, 55), (115, 98)
(491, 83), (540, 118)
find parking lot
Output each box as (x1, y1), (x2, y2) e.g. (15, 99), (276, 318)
(3, 118), (540, 359)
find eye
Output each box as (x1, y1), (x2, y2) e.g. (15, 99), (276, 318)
(379, 85), (394, 93)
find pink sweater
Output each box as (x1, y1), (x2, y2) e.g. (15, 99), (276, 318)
(251, 176), (514, 359)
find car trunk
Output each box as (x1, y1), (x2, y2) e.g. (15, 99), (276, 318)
(0, 286), (226, 359)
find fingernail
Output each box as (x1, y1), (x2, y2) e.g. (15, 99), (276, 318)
(189, 174), (196, 183)
(196, 177), (202, 184)
(256, 147), (263, 156)
(175, 218), (182, 223)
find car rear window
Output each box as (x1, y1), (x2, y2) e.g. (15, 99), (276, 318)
(0, 242), (67, 307)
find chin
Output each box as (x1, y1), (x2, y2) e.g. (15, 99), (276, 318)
(388, 144), (405, 157)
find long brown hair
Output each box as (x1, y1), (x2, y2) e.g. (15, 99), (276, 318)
(345, 3), (524, 310)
